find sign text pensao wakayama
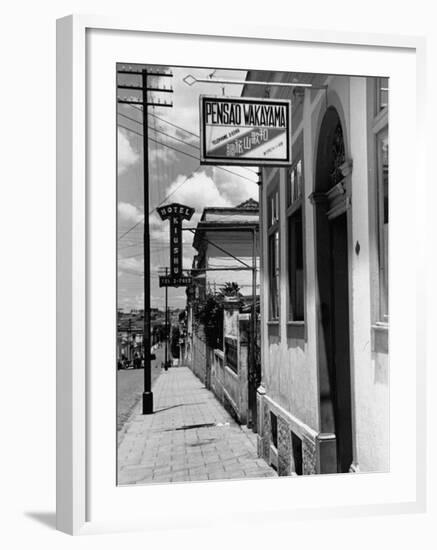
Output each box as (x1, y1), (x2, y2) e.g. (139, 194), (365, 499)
(200, 96), (292, 166)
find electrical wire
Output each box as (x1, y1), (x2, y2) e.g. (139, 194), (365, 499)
(130, 104), (199, 139)
(117, 165), (203, 240)
(118, 112), (199, 151)
(119, 123), (258, 184)
(128, 104), (258, 175)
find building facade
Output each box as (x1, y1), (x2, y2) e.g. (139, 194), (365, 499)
(243, 72), (389, 475)
(191, 198), (259, 298)
(186, 199), (260, 413)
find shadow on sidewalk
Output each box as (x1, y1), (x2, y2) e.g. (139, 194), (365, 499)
(24, 511), (56, 530)
(155, 402), (204, 414)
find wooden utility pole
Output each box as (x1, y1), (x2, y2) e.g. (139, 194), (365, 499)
(117, 66), (173, 414)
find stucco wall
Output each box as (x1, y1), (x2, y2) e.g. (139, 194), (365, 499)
(259, 74), (389, 473)
(348, 77), (389, 472)
(191, 330), (208, 385)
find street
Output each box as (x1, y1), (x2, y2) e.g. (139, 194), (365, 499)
(117, 344), (169, 433)
(117, 366), (277, 484)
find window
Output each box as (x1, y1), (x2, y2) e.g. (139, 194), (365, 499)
(268, 187), (279, 226)
(291, 431), (303, 475)
(288, 210), (304, 321)
(375, 77), (389, 114)
(287, 160), (304, 321)
(268, 185), (280, 321)
(270, 412), (278, 448)
(377, 130), (389, 321)
(268, 231), (280, 320)
(287, 159), (303, 207)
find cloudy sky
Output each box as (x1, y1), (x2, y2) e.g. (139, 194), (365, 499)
(117, 65), (259, 311)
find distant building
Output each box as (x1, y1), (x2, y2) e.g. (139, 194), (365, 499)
(186, 198), (260, 387)
(117, 308), (165, 362)
(191, 198), (259, 297)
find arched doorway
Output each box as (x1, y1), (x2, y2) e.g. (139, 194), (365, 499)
(312, 107), (353, 474)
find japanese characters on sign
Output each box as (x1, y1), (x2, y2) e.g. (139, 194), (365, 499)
(157, 203), (195, 287)
(199, 96), (292, 166)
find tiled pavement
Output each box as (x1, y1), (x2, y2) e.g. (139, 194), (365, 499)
(117, 366), (277, 485)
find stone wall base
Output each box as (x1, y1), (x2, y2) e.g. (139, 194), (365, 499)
(256, 390), (337, 476)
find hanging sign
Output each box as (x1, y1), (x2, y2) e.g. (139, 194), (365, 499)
(157, 203), (194, 287)
(159, 275), (192, 288)
(199, 96), (291, 166)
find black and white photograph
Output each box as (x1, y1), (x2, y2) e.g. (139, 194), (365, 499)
(2, 0), (435, 543)
(116, 63), (389, 485)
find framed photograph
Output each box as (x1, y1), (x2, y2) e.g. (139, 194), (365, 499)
(56, 15), (427, 535)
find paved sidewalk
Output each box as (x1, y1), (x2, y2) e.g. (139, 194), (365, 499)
(117, 366), (276, 485)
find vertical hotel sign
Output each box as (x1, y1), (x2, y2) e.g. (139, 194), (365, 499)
(200, 96), (291, 166)
(157, 203), (194, 287)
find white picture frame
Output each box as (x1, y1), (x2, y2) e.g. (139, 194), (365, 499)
(56, 14), (427, 535)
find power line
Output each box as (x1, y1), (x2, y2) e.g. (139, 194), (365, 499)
(118, 112), (199, 151)
(127, 104), (257, 175)
(119, 246), (170, 255)
(117, 165), (203, 240)
(154, 167), (202, 208)
(120, 247), (171, 259)
(119, 123), (199, 162)
(117, 105), (260, 242)
(150, 125), (199, 152)
(149, 111), (200, 140)
(117, 216), (143, 240)
(129, 104), (199, 139)
(119, 242), (170, 250)
(119, 123), (258, 184)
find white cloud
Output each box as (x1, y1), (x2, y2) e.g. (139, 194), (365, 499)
(118, 128), (139, 175)
(149, 141), (177, 164)
(118, 257), (143, 274)
(149, 211), (176, 232)
(211, 166), (259, 205)
(123, 293), (144, 310)
(118, 202), (143, 223)
(183, 253), (195, 269)
(165, 171), (232, 211)
(133, 293), (144, 308)
(165, 67), (246, 137)
(164, 106), (200, 138)
(149, 171), (243, 254)
(149, 212), (168, 243)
